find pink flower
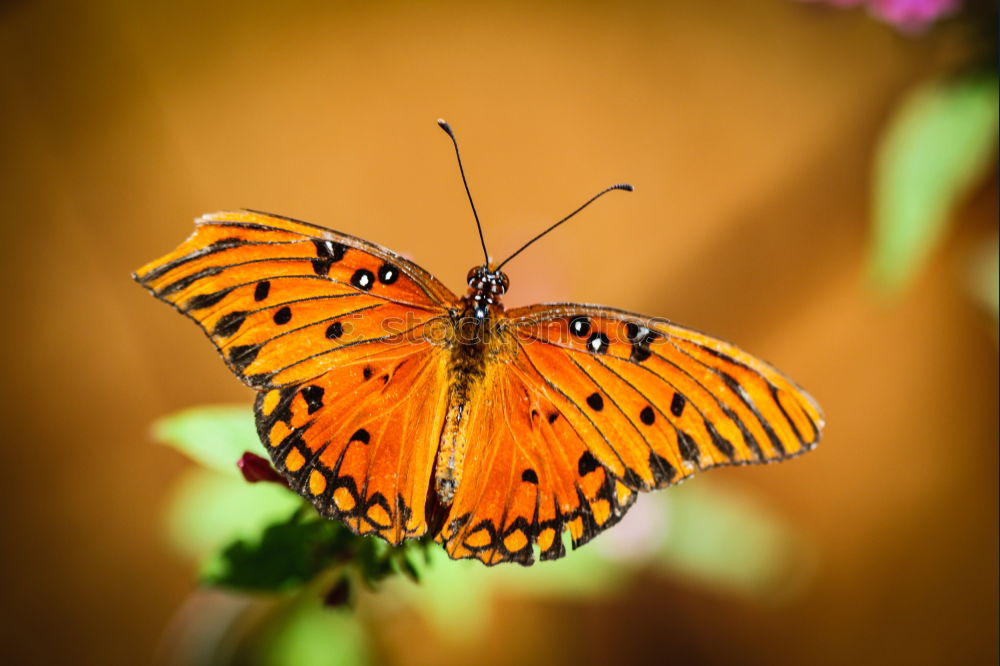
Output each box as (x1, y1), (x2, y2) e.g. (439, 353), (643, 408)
(802, 0), (961, 33)
(237, 451), (289, 487)
(868, 0), (960, 32)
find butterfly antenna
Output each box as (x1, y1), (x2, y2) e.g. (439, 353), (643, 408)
(437, 119), (490, 265)
(495, 183), (634, 271)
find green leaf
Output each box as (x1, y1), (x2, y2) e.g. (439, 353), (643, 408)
(261, 597), (369, 666)
(153, 404), (260, 475)
(870, 74), (998, 293)
(166, 468), (305, 562)
(381, 531), (623, 639)
(653, 483), (801, 597)
(204, 511), (356, 591)
(376, 486), (801, 641)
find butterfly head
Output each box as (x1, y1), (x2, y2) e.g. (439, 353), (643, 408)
(465, 265), (509, 319)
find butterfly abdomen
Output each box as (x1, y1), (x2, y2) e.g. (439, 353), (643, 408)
(433, 308), (491, 506)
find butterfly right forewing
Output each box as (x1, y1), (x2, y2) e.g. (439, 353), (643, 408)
(508, 303), (823, 479)
(436, 302), (823, 566)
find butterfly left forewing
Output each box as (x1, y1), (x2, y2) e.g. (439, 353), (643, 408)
(133, 210), (455, 389)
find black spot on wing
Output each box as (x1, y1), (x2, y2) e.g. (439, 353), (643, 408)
(141, 237), (244, 283)
(586, 392), (604, 411)
(578, 451), (600, 476)
(213, 311), (249, 338)
(621, 467), (645, 489)
(351, 269), (375, 291)
(273, 306), (292, 325)
(639, 405), (655, 425)
(229, 344), (261, 373)
(587, 332), (609, 354)
(311, 239), (347, 276)
(244, 373), (272, 389)
(521, 469), (539, 484)
(325, 322), (344, 339)
(706, 419), (737, 460)
(378, 263), (399, 284)
(254, 280), (271, 301)
(627, 324), (660, 363)
(186, 286), (234, 310)
(350, 428), (371, 444)
(678, 430), (700, 465)
(631, 345), (652, 362)
(649, 452), (677, 485)
(301, 385), (324, 414)
(569, 316), (591, 338)
(158, 265), (226, 296)
(670, 393), (686, 417)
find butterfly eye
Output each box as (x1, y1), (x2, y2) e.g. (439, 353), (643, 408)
(466, 267), (482, 287)
(495, 272), (509, 294)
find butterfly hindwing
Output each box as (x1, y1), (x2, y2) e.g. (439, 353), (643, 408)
(436, 349), (638, 565)
(256, 339), (450, 543)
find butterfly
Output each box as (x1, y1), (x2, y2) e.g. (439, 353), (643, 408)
(134, 120), (823, 566)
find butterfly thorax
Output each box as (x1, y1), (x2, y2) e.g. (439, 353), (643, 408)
(432, 266), (513, 507)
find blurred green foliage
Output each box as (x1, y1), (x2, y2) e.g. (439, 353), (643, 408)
(166, 468), (302, 564)
(968, 236), (999, 319)
(154, 405), (260, 476)
(261, 598), (368, 666)
(870, 73), (998, 296)
(152, 404), (804, 663)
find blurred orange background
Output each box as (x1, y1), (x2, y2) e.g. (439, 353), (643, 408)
(1, 1), (996, 664)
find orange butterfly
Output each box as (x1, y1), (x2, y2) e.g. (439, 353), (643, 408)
(135, 121), (823, 566)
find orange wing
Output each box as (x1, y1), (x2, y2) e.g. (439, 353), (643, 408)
(134, 210), (457, 542)
(255, 338), (450, 543)
(437, 304), (822, 565)
(436, 349), (639, 565)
